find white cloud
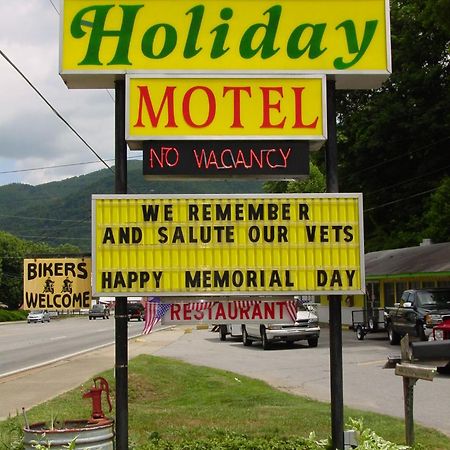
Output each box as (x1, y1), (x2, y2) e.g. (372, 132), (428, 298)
(0, 1), (116, 186)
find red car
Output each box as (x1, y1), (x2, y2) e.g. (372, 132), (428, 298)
(433, 315), (450, 340)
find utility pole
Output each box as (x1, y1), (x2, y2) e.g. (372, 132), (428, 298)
(114, 79), (128, 450)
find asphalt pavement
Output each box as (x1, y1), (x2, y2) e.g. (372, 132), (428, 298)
(1, 324), (449, 440)
(0, 325), (185, 421)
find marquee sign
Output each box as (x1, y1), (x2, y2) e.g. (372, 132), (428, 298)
(126, 76), (326, 143)
(92, 194), (365, 297)
(142, 140), (310, 179)
(23, 258), (92, 310)
(60, 0), (391, 89)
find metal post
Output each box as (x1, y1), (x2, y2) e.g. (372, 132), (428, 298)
(326, 79), (339, 194)
(326, 78), (344, 450)
(114, 79), (128, 450)
(403, 377), (415, 446)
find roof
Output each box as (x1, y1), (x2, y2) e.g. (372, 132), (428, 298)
(365, 242), (450, 276)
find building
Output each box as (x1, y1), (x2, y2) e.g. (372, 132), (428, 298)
(318, 240), (450, 325)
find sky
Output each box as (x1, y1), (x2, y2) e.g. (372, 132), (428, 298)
(0, 1), (135, 187)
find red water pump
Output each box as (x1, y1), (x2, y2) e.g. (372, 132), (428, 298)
(83, 376), (112, 419)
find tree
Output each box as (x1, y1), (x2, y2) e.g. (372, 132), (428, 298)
(264, 162), (326, 194)
(0, 232), (27, 310)
(0, 231), (82, 310)
(336, 0), (450, 251)
(424, 177), (450, 242)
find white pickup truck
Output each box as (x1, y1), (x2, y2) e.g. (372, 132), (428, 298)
(241, 302), (320, 350)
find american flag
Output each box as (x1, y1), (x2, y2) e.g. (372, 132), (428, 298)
(184, 301), (216, 312)
(285, 300), (298, 322)
(143, 297), (171, 335)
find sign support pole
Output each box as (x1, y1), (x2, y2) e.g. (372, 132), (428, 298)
(114, 79), (128, 450)
(326, 78), (344, 450)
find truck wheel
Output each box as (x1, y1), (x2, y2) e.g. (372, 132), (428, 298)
(388, 325), (400, 345)
(219, 325), (227, 341)
(261, 326), (270, 350)
(242, 326), (252, 346)
(308, 337), (318, 348)
(356, 326), (365, 340)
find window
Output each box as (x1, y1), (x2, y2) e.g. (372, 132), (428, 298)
(395, 282), (407, 302)
(383, 283), (395, 307)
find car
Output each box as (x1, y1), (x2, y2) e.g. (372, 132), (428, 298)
(128, 303), (144, 321)
(88, 304), (110, 320)
(241, 302), (320, 350)
(27, 310), (50, 323)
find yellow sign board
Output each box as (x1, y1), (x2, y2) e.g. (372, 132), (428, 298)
(92, 194), (365, 296)
(126, 76), (326, 142)
(23, 258), (92, 310)
(60, 0), (391, 89)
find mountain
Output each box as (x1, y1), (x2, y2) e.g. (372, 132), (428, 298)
(0, 161), (265, 252)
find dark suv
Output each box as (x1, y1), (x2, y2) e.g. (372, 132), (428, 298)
(128, 303), (144, 321)
(89, 304), (110, 320)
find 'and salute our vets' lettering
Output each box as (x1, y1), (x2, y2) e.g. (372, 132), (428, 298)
(93, 195), (364, 296)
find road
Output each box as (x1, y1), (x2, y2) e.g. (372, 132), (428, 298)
(0, 316), (146, 377)
(0, 320), (449, 437)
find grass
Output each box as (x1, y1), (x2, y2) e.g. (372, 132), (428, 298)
(0, 309), (27, 322)
(1, 354), (450, 449)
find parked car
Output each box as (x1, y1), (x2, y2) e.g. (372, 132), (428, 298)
(241, 302), (320, 350)
(128, 303), (144, 321)
(27, 310), (50, 323)
(384, 288), (450, 345)
(88, 304), (110, 320)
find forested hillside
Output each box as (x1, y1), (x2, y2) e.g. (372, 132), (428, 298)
(0, 161), (264, 252)
(0, 0), (449, 255)
(334, 0), (450, 251)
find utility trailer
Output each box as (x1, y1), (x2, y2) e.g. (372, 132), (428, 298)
(351, 308), (386, 340)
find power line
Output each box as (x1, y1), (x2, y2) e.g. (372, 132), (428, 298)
(0, 155), (142, 175)
(364, 163), (450, 199)
(0, 215), (89, 223)
(45, 0), (115, 103)
(0, 49), (114, 174)
(363, 187), (438, 213)
(47, 0), (59, 13)
(13, 234), (90, 241)
(348, 135), (450, 176)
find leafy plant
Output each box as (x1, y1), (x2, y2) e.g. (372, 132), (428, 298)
(0, 417), (23, 450)
(28, 435), (77, 450)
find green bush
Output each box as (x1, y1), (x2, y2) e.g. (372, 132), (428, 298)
(0, 309), (28, 322)
(130, 432), (329, 450)
(129, 421), (423, 450)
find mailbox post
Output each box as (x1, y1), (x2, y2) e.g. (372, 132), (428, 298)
(394, 335), (437, 446)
